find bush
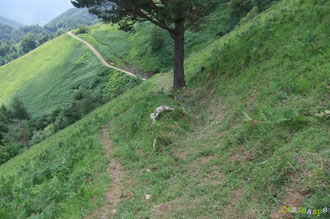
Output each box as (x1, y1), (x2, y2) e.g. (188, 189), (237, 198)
(239, 6), (259, 25)
(11, 97), (30, 120)
(150, 27), (165, 51)
(76, 25), (89, 34)
(30, 129), (52, 145)
(0, 142), (23, 164)
(20, 34), (37, 53)
(229, 0), (280, 23)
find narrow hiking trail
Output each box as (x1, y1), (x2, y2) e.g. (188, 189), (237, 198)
(68, 30), (148, 217)
(67, 31), (147, 81)
(87, 122), (126, 219)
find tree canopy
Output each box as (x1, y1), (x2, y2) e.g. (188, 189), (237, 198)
(72, 0), (216, 33)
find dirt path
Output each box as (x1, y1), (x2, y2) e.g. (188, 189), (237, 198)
(67, 31), (146, 81)
(87, 122), (126, 219)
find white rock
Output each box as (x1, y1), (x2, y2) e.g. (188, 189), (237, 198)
(145, 194), (151, 200)
(150, 105), (174, 125)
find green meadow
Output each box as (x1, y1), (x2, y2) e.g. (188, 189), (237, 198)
(0, 34), (138, 118)
(0, 35), (106, 117)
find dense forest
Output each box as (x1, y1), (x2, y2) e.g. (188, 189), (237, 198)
(0, 8), (99, 66)
(0, 24), (54, 65)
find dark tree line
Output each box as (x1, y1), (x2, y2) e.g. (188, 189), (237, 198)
(0, 98), (31, 164)
(0, 25), (58, 66)
(0, 91), (104, 165)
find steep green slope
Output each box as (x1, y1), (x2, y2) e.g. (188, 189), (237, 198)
(99, 0), (330, 217)
(0, 34), (136, 118)
(0, 75), (168, 218)
(77, 23), (171, 75)
(0, 35), (76, 106)
(0, 0), (329, 218)
(75, 2), (234, 75)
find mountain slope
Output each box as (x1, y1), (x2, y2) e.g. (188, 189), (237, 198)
(0, 33), (139, 118)
(46, 8), (99, 31)
(0, 16), (22, 28)
(0, 35), (102, 117)
(75, 2), (234, 75)
(0, 0), (329, 218)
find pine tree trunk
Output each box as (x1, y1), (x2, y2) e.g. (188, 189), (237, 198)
(172, 19), (186, 89)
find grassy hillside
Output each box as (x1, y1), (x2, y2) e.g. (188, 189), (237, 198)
(99, 0), (330, 217)
(0, 0), (329, 218)
(75, 2), (234, 75)
(0, 35), (75, 106)
(0, 34), (138, 118)
(77, 23), (171, 75)
(0, 75), (168, 218)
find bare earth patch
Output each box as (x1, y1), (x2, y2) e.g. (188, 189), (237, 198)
(151, 202), (178, 218)
(270, 190), (305, 219)
(222, 189), (242, 218)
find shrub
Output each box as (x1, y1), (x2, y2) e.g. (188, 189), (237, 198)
(0, 142), (23, 165)
(229, 0), (280, 22)
(30, 129), (52, 145)
(239, 6), (259, 25)
(20, 34), (37, 53)
(76, 25), (89, 34)
(10, 97), (30, 120)
(150, 27), (165, 51)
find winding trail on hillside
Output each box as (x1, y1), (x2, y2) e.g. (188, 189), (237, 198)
(87, 122), (126, 219)
(67, 31), (146, 81)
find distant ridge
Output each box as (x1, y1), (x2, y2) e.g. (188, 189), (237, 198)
(46, 8), (99, 30)
(0, 16), (22, 28)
